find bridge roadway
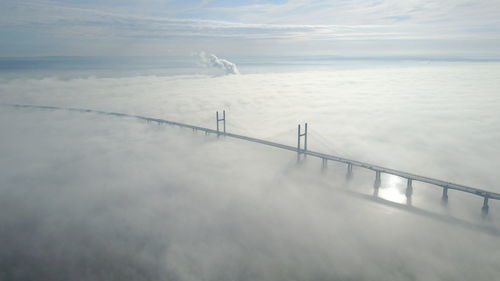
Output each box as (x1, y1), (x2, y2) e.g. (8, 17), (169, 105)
(5, 103), (500, 202)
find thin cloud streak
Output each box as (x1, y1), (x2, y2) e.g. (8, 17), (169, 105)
(1, 0), (500, 56)
(0, 1), (391, 40)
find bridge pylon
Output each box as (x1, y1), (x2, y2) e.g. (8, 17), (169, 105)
(297, 123), (308, 162)
(216, 110), (226, 136)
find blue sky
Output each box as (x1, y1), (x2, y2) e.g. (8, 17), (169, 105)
(1, 0), (499, 57)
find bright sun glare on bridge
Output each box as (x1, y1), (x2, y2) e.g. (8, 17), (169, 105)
(378, 175), (407, 204)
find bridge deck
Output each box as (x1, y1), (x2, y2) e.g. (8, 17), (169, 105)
(5, 104), (500, 201)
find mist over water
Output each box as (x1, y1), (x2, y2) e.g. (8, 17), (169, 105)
(1, 57), (500, 280)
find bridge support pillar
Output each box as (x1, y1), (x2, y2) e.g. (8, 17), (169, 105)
(373, 171), (381, 196)
(482, 196), (489, 218)
(374, 171), (381, 188)
(406, 179), (413, 205)
(441, 187), (448, 205)
(321, 158), (327, 172)
(346, 163), (353, 181)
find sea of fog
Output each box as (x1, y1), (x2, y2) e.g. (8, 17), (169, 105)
(1, 56), (500, 280)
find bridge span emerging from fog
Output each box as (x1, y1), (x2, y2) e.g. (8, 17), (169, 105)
(4, 103), (499, 217)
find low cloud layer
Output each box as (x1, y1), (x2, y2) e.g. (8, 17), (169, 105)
(1, 108), (500, 281)
(1, 62), (500, 280)
(1, 62), (499, 191)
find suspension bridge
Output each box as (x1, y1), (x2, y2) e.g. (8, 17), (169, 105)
(3, 103), (499, 218)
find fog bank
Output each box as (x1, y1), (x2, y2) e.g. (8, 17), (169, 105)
(1, 62), (500, 280)
(1, 108), (500, 281)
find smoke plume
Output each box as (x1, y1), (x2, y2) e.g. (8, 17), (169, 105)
(199, 51), (240, 75)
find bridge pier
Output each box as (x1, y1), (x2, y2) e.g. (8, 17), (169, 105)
(441, 187), (448, 205)
(406, 178), (413, 205)
(482, 196), (489, 218)
(346, 163), (353, 181)
(374, 171), (381, 188)
(373, 171), (381, 196)
(321, 158), (327, 172)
